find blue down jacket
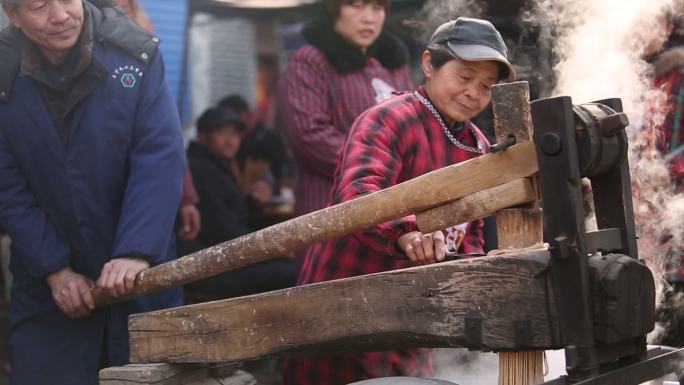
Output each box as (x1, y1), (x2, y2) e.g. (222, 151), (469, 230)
(0, 1), (184, 384)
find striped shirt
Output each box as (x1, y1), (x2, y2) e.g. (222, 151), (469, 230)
(278, 44), (413, 216)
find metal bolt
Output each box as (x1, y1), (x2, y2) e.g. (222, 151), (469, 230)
(489, 135), (517, 153)
(540, 132), (563, 156)
(141, 53), (149, 60)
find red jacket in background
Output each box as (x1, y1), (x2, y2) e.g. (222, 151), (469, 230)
(278, 21), (413, 217)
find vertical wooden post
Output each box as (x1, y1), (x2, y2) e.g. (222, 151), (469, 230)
(492, 82), (545, 385)
(497, 209), (545, 385)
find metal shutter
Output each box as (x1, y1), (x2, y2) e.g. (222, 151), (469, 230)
(189, 12), (257, 121)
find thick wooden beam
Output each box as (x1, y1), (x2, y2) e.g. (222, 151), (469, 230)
(416, 178), (536, 233)
(129, 250), (561, 364)
(93, 141), (539, 307)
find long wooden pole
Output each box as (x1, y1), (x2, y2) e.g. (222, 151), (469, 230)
(416, 178), (536, 233)
(92, 142), (538, 307)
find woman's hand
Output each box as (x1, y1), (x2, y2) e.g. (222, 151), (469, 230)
(397, 230), (447, 265)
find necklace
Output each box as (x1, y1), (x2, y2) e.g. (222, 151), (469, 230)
(414, 91), (484, 154)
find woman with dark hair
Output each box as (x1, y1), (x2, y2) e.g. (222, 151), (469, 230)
(283, 17), (516, 385)
(278, 0), (413, 219)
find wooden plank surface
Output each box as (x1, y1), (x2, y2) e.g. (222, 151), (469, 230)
(129, 250), (561, 364)
(93, 141), (539, 307)
(98, 363), (247, 385)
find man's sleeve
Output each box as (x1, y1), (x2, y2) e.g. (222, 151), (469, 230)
(279, 51), (346, 177)
(112, 51), (185, 265)
(333, 111), (417, 257)
(0, 130), (70, 277)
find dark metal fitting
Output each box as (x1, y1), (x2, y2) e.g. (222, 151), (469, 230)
(551, 235), (569, 259)
(464, 317), (483, 348)
(514, 320), (533, 348)
(489, 135), (517, 153)
(540, 132), (563, 156)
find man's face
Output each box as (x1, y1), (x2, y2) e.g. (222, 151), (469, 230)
(422, 52), (499, 125)
(4, 0), (84, 62)
(204, 124), (242, 161)
(334, 0), (385, 53)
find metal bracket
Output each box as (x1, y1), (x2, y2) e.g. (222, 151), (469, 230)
(543, 347), (684, 385)
(585, 228), (622, 254)
(464, 317), (483, 349)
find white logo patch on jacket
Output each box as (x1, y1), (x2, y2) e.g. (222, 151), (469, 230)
(372, 78), (396, 104)
(112, 65), (144, 89)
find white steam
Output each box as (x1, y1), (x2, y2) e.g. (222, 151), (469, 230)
(533, 0), (670, 122)
(408, 0), (487, 42)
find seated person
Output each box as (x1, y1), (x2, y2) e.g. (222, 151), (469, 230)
(235, 128), (295, 228)
(181, 107), (296, 300)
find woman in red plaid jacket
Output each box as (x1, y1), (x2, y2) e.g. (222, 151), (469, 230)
(283, 17), (517, 385)
(278, 0), (413, 218)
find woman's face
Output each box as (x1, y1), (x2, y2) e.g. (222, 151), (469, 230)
(422, 51), (499, 125)
(334, 0), (385, 53)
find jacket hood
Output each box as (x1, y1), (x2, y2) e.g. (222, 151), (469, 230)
(302, 18), (410, 74)
(654, 46), (684, 78)
(0, 0), (159, 103)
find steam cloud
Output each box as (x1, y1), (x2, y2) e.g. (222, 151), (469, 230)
(408, 0), (487, 42)
(531, 0), (683, 345)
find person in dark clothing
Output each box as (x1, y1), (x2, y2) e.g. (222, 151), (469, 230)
(183, 107), (296, 300)
(219, 94), (294, 228)
(220, 95), (290, 180)
(0, 1), (185, 384)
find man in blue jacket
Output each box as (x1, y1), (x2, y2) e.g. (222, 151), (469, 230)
(0, 0), (185, 384)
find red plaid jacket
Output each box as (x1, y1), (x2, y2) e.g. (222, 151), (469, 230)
(283, 87), (488, 385)
(278, 44), (413, 216)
